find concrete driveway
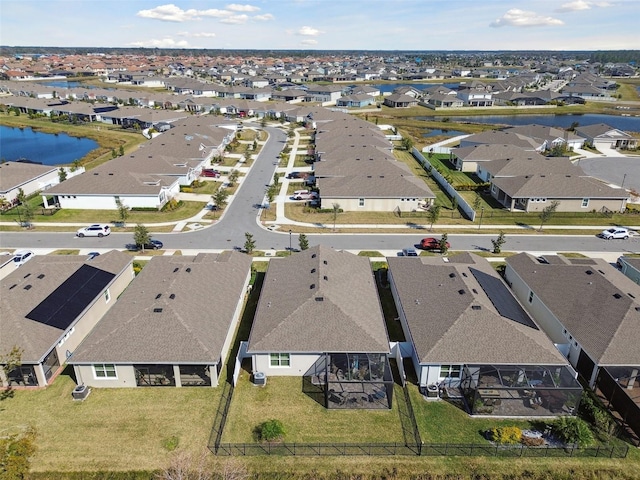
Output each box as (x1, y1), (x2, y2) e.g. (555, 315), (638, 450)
(578, 156), (640, 193)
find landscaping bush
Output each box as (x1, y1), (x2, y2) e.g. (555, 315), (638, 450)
(258, 419), (286, 443)
(489, 426), (522, 444)
(549, 416), (594, 447)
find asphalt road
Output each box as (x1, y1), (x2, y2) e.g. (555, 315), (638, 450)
(578, 156), (640, 194)
(1, 125), (639, 256)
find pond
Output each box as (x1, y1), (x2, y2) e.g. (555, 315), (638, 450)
(0, 125), (99, 166)
(422, 128), (466, 138)
(415, 113), (640, 132)
(36, 80), (100, 89)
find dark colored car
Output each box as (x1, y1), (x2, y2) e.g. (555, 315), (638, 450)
(401, 248), (418, 257)
(286, 171), (310, 179)
(137, 239), (164, 250)
(420, 237), (451, 251)
(201, 169), (221, 178)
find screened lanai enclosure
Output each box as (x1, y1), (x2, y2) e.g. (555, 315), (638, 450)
(460, 364), (582, 416)
(303, 353), (394, 409)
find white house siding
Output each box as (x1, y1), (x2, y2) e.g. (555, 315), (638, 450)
(251, 353), (322, 377)
(55, 194), (164, 210)
(321, 197), (422, 212)
(522, 198), (626, 213)
(504, 264), (586, 376)
(3, 169), (59, 203)
(217, 271), (252, 384)
(74, 364), (138, 388)
(457, 160), (479, 173)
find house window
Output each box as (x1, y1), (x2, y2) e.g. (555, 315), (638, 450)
(104, 289), (111, 303)
(581, 198), (589, 208)
(528, 291), (534, 303)
(93, 364), (117, 379)
(439, 365), (461, 378)
(358, 198), (365, 207)
(269, 353), (290, 367)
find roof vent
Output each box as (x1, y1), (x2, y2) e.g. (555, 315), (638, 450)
(24, 273), (31, 278)
(37, 274), (45, 279)
(613, 293), (622, 299)
(153, 308), (163, 313)
(311, 254), (316, 258)
(169, 294), (175, 299)
(472, 305), (482, 310)
(9, 284), (17, 290)
(173, 267), (179, 273)
(586, 270), (593, 275)
(462, 272), (467, 277)
(315, 296), (324, 302)
(155, 293), (162, 299)
(24, 285), (32, 290)
(458, 289), (466, 295)
(311, 268), (316, 273)
(472, 288), (478, 294)
(310, 284), (316, 289)
(186, 267), (191, 273)
(324, 275), (328, 281)
(323, 260), (328, 265)
(449, 272), (456, 278)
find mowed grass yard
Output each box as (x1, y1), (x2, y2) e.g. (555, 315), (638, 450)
(0, 372), (219, 472)
(221, 375), (406, 444)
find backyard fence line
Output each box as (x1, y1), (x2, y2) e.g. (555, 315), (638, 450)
(214, 441), (629, 458)
(410, 148), (476, 222)
(207, 381), (234, 454)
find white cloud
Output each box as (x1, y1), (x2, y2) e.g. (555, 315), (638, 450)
(128, 37), (189, 48)
(490, 9), (564, 28)
(220, 14), (248, 24)
(297, 26), (323, 36)
(556, 0), (614, 11)
(254, 14), (274, 21)
(136, 4), (231, 22)
(191, 32), (217, 38)
(226, 4), (260, 12)
(301, 39), (318, 46)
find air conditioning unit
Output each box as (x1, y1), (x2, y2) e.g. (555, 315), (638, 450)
(253, 371), (266, 386)
(72, 384), (90, 401)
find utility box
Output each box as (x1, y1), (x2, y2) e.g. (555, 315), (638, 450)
(253, 372), (266, 386)
(72, 384), (90, 401)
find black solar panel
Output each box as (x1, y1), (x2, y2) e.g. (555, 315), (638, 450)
(26, 264), (115, 330)
(469, 267), (538, 329)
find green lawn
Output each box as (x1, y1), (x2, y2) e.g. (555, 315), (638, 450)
(0, 372), (219, 472)
(221, 376), (406, 444)
(1, 201), (207, 225)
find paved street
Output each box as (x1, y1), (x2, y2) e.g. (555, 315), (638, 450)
(1, 124), (639, 259)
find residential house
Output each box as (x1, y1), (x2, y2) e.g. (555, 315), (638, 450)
(0, 251), (133, 388)
(387, 253), (581, 416)
(479, 152), (581, 183)
(505, 125), (585, 152)
(575, 123), (638, 150)
(43, 116), (235, 210)
(451, 144), (549, 174)
(490, 173), (628, 213)
(0, 161), (73, 206)
(458, 130), (544, 152)
(247, 246), (393, 409)
(69, 252), (252, 388)
(383, 93), (417, 108)
(505, 253), (640, 438)
(335, 93), (376, 108)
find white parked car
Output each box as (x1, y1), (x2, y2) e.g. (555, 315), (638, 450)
(13, 250), (35, 267)
(598, 227), (631, 240)
(76, 224), (111, 238)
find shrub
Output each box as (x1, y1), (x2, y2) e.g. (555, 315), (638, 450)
(549, 416), (594, 447)
(489, 426), (522, 444)
(259, 419), (285, 443)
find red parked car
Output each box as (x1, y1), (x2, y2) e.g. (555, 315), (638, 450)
(201, 169), (221, 178)
(420, 237), (451, 251)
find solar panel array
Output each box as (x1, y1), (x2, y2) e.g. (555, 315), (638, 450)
(26, 264), (115, 330)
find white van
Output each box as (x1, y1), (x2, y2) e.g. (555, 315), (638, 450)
(293, 190), (309, 196)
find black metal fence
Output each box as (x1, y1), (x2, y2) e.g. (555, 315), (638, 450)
(207, 381), (233, 454)
(214, 442), (628, 458)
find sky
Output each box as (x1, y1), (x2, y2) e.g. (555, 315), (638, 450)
(1, 0), (639, 51)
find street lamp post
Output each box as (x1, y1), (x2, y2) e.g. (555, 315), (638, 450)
(621, 173), (627, 189)
(478, 207), (484, 230)
(289, 229), (292, 255)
